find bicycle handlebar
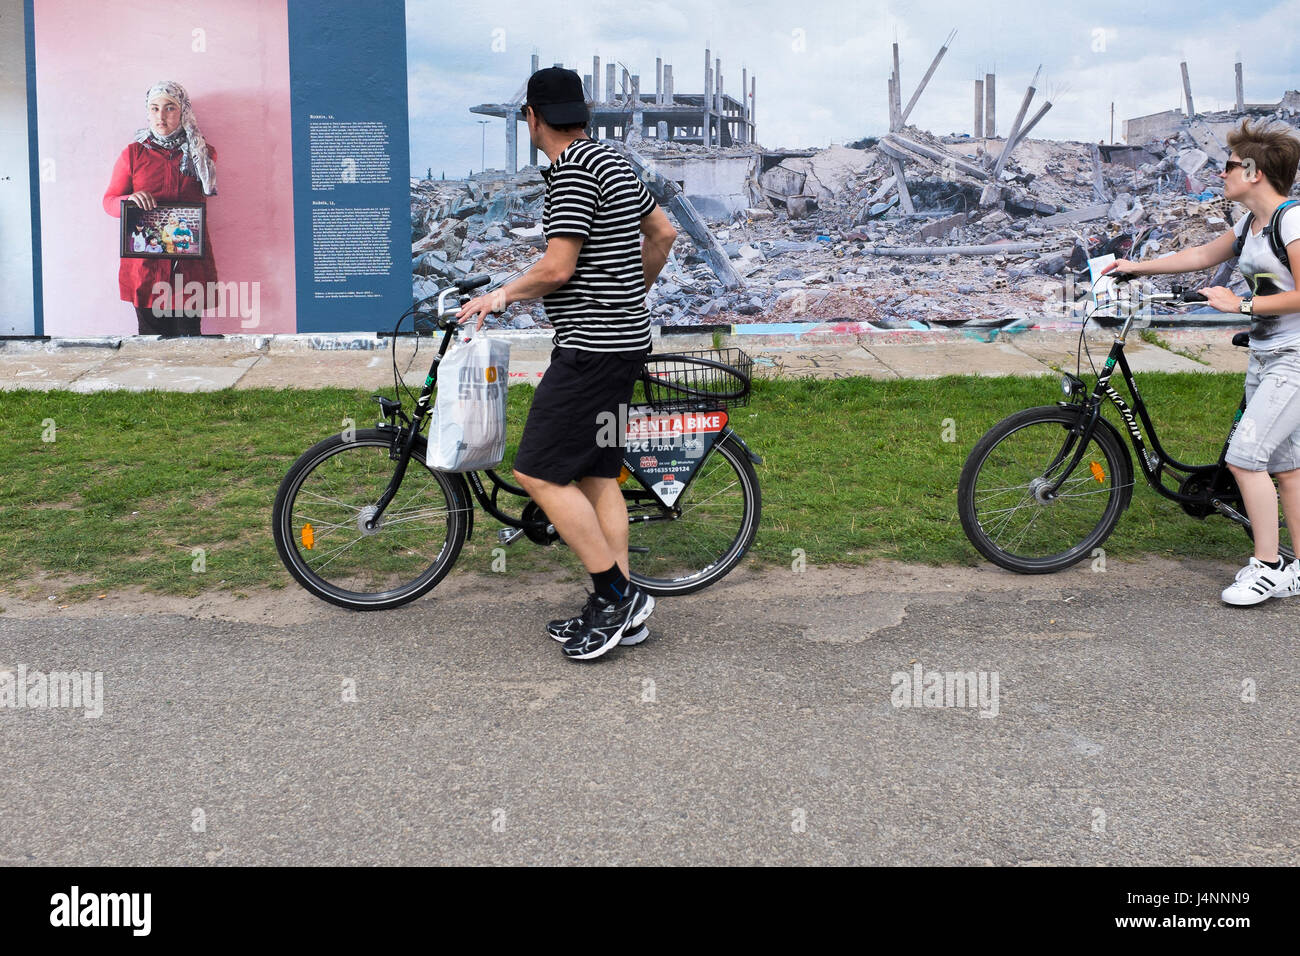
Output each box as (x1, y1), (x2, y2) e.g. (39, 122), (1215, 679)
(413, 274), (493, 314)
(1101, 273), (1210, 305)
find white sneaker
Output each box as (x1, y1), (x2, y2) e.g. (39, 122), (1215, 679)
(1221, 558), (1296, 606)
(1278, 559), (1300, 597)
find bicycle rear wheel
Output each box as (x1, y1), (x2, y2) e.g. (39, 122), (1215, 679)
(958, 405), (1133, 573)
(272, 428), (469, 610)
(626, 434), (761, 595)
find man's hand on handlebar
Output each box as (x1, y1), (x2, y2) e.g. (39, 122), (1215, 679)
(456, 287), (509, 332)
(1198, 285), (1243, 314)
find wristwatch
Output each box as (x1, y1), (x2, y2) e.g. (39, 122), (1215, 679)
(1239, 296), (1254, 316)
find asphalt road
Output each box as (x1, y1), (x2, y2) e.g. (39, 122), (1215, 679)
(0, 558), (1295, 865)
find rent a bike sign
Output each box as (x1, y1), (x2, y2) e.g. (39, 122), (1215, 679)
(620, 409), (729, 507)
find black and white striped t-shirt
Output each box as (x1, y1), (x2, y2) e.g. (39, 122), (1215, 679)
(541, 138), (656, 352)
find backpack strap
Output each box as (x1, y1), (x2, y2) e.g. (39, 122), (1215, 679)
(1261, 199), (1299, 271)
(1233, 211), (1255, 258)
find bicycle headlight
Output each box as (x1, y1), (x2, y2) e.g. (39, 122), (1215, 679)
(1060, 374), (1084, 397)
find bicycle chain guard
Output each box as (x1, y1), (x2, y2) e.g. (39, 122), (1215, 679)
(521, 501), (560, 545)
(1179, 470), (1240, 519)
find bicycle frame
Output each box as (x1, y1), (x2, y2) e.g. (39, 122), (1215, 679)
(366, 287), (752, 542)
(1056, 308), (1248, 517)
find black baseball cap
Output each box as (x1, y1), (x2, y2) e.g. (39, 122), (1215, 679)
(525, 67), (589, 126)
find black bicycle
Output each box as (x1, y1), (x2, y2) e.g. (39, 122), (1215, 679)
(272, 275), (763, 609)
(957, 274), (1294, 573)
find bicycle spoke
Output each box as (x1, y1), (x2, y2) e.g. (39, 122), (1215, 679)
(961, 411), (1127, 569)
(276, 436), (467, 606)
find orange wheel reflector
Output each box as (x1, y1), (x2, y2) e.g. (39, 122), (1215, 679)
(301, 523), (315, 549)
(617, 466), (631, 485)
(1090, 461), (1106, 484)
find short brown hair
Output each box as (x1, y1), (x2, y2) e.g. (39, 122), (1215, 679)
(1226, 118), (1300, 195)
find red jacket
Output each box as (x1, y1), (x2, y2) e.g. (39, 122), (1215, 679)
(103, 140), (218, 307)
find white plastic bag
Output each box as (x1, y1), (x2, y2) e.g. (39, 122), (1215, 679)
(425, 334), (510, 472)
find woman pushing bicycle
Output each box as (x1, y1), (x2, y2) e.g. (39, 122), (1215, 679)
(1104, 119), (1300, 605)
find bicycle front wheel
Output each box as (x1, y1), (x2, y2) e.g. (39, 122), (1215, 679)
(272, 428), (470, 610)
(627, 434), (761, 595)
(957, 405), (1133, 573)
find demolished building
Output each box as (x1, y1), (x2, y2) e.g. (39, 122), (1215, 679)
(412, 45), (1300, 335)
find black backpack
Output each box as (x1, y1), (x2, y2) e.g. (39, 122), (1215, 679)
(1232, 198), (1299, 270)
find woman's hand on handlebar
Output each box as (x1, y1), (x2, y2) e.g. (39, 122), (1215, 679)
(1198, 286), (1243, 314)
(1101, 259), (1140, 278)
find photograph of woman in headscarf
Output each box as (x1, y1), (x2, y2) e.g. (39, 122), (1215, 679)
(102, 80), (218, 336)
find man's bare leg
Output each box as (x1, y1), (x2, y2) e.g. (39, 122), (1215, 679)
(512, 469), (618, 573)
(578, 475), (629, 578)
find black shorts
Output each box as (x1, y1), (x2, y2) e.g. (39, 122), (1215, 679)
(513, 345), (648, 485)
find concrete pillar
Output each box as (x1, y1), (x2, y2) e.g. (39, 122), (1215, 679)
(1235, 62), (1244, 112)
(506, 107), (518, 174)
(974, 79), (984, 138)
(892, 42), (902, 123)
(531, 53), (538, 76)
(741, 67), (748, 143)
(621, 66), (629, 100)
(717, 56), (728, 117)
(901, 36), (952, 127)
(716, 61), (724, 144)
(605, 63), (615, 106)
(1180, 61), (1195, 117)
(704, 48), (712, 146)
(657, 120), (668, 140)
(632, 75), (643, 138)
(656, 57), (662, 105)
(750, 75), (756, 144)
(583, 75), (592, 99)
(593, 55), (600, 102)
(984, 73), (995, 137)
(664, 64), (674, 106)
(888, 76), (898, 131)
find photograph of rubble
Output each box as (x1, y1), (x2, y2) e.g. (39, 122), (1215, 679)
(406, 2), (1300, 339)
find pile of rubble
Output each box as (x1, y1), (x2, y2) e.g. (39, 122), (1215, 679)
(410, 106), (1300, 333)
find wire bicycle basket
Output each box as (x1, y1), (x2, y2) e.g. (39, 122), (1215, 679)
(636, 348), (754, 413)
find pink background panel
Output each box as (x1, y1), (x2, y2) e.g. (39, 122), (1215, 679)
(34, 0), (296, 335)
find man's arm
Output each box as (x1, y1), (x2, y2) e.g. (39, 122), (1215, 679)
(640, 206), (677, 290)
(457, 236), (583, 329)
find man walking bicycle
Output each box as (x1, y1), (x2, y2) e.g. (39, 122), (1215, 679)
(458, 67), (679, 660)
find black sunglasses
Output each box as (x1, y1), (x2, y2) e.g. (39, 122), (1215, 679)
(1222, 160), (1245, 175)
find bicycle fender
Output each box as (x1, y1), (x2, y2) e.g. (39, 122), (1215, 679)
(721, 427), (763, 464)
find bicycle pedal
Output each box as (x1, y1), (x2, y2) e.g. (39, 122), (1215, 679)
(498, 528), (525, 546)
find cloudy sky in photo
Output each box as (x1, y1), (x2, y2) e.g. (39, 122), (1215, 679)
(406, 0), (1300, 177)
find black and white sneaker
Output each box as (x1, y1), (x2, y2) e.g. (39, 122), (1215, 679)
(547, 594), (650, 646)
(1221, 557), (1297, 606)
(562, 588), (656, 661)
